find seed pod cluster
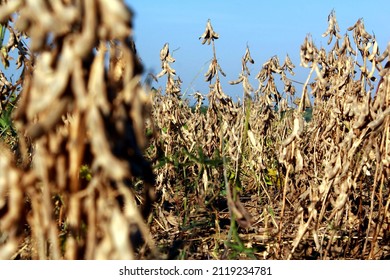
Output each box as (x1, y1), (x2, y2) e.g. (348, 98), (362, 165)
(199, 19), (219, 45)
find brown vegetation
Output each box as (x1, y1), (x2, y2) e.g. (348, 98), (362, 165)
(0, 0), (155, 259)
(0, 3), (389, 260)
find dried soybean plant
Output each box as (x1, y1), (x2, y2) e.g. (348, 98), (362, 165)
(149, 40), (223, 255)
(147, 20), (255, 259)
(151, 42), (192, 216)
(278, 10), (390, 259)
(0, 0), (155, 259)
(200, 21), (257, 244)
(146, 12), (390, 260)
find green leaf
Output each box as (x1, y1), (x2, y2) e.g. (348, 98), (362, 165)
(79, 165), (92, 181)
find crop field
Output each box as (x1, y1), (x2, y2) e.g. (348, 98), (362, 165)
(0, 1), (389, 260)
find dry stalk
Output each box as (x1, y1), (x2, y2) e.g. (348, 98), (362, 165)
(0, 0), (155, 259)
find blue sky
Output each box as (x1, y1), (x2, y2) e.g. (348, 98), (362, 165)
(126, 0), (390, 102)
